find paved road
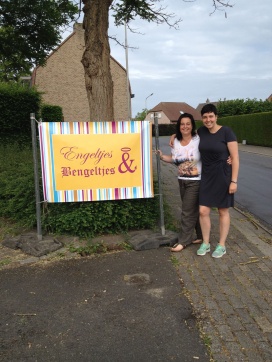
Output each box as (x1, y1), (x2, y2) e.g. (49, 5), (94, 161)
(154, 137), (272, 231)
(236, 151), (272, 229)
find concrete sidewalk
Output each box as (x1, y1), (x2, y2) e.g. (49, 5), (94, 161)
(156, 144), (272, 362)
(238, 143), (272, 157)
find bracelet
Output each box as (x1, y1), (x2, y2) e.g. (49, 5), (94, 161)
(231, 180), (237, 184)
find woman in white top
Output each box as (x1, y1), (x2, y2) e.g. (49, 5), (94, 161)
(157, 113), (202, 252)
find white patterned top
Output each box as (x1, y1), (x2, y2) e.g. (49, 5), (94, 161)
(171, 135), (202, 180)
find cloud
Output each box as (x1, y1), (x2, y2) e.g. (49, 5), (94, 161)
(60, 1), (271, 116)
(107, 0), (272, 115)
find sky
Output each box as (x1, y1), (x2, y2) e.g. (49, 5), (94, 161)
(64, 0), (272, 117)
(109, 0), (272, 116)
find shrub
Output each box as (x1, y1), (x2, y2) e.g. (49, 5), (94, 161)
(0, 142), (37, 227)
(42, 196), (159, 238)
(217, 98), (272, 117)
(0, 142), (160, 236)
(0, 82), (41, 136)
(217, 112), (272, 147)
(41, 104), (63, 122)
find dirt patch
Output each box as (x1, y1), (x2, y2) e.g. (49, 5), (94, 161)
(0, 218), (175, 270)
(0, 231), (131, 271)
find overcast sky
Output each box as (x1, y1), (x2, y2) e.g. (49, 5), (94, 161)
(106, 0), (272, 117)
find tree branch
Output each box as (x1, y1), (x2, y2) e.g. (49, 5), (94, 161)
(108, 34), (138, 50)
(111, 0), (182, 30)
(210, 0), (234, 16)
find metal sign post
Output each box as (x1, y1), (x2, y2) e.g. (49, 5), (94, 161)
(154, 113), (165, 236)
(30, 113), (42, 241)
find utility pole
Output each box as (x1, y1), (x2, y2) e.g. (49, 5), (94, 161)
(124, 22), (131, 120)
(145, 93), (153, 118)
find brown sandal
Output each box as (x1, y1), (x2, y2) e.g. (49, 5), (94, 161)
(170, 243), (186, 252)
(192, 239), (202, 244)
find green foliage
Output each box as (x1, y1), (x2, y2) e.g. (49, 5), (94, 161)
(0, 82), (41, 136)
(112, 0), (159, 25)
(170, 255), (180, 268)
(217, 98), (272, 118)
(68, 240), (133, 256)
(0, 142), (37, 228)
(41, 104), (63, 122)
(0, 0), (78, 79)
(195, 112), (272, 147)
(0, 140), (160, 237)
(0, 82), (159, 237)
(0, 34), (32, 82)
(68, 242), (108, 255)
(111, 1), (181, 28)
(134, 108), (148, 121)
(217, 112), (272, 147)
(0, 258), (11, 267)
(42, 196), (159, 238)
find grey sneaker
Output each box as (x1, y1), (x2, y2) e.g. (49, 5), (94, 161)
(197, 243), (210, 256)
(212, 245), (226, 258)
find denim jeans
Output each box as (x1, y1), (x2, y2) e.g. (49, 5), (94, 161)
(178, 179), (202, 246)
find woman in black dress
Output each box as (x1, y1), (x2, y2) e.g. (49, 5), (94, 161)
(196, 104), (239, 258)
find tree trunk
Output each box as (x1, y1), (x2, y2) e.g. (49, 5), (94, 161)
(82, 0), (114, 122)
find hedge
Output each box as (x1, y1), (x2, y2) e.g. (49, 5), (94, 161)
(0, 83), (64, 141)
(41, 104), (63, 122)
(154, 112), (272, 147)
(0, 141), (160, 237)
(217, 111), (272, 147)
(0, 82), (41, 136)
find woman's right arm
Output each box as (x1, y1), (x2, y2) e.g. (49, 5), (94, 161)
(155, 150), (173, 163)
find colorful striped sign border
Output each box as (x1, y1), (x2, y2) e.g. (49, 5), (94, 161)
(38, 121), (154, 202)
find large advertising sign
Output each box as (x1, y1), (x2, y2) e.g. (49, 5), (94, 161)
(38, 121), (153, 202)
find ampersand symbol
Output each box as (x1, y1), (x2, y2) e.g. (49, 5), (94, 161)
(118, 147), (137, 174)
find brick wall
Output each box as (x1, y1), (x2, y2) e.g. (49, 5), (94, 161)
(33, 23), (130, 121)
(146, 112), (171, 124)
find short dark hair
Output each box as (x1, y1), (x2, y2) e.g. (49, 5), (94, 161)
(176, 113), (196, 140)
(201, 103), (218, 116)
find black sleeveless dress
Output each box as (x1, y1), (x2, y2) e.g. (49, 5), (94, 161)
(198, 125), (237, 208)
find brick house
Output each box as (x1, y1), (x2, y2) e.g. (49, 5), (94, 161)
(146, 102), (201, 124)
(32, 23), (131, 121)
(196, 99), (219, 113)
(267, 94), (272, 102)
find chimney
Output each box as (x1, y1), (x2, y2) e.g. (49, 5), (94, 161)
(73, 22), (83, 33)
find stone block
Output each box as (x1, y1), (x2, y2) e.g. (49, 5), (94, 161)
(128, 230), (178, 251)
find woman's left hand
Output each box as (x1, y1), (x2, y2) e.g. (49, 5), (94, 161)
(227, 156), (232, 165)
(229, 182), (237, 194)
